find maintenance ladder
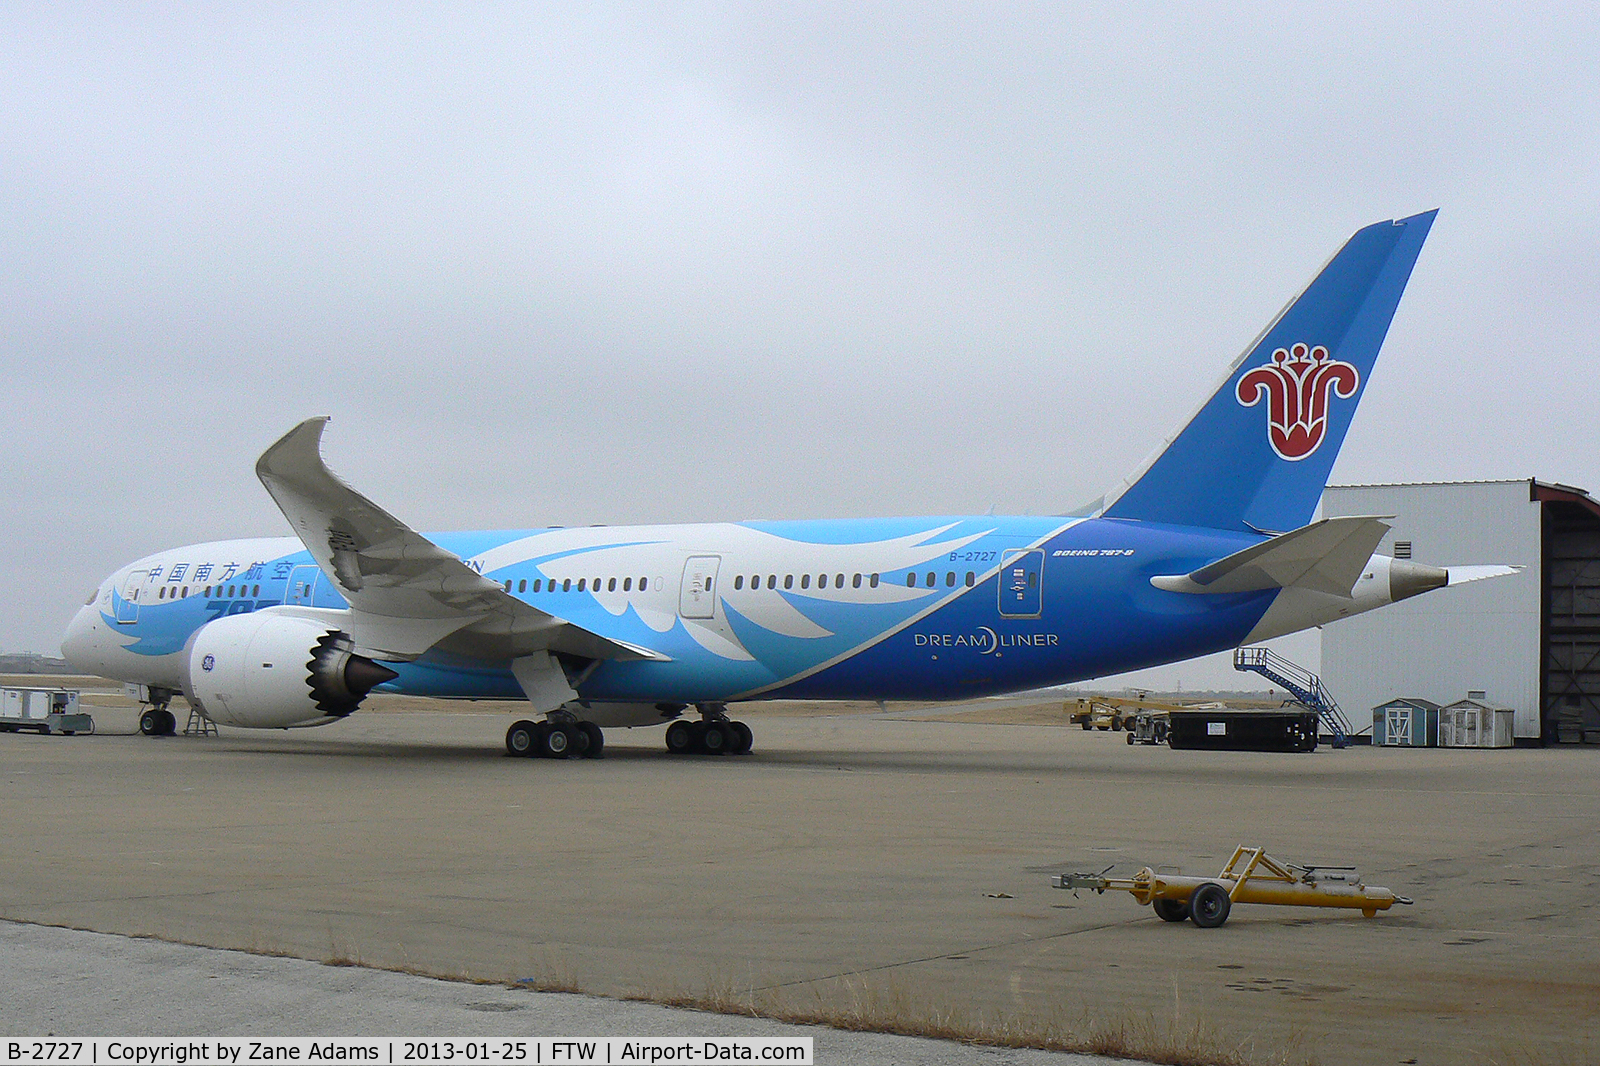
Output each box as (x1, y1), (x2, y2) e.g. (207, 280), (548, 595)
(1234, 646), (1352, 748)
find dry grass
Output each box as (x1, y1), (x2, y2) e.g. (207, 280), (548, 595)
(621, 969), (1313, 1066)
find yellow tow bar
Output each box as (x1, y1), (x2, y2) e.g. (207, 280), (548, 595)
(1050, 845), (1413, 928)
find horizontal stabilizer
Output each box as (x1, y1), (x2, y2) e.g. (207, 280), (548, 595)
(1151, 516), (1392, 597)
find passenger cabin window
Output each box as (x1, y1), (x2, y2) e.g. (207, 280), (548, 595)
(734, 576), (744, 590)
(562, 579), (572, 592)
(946, 572), (955, 587)
(578, 579), (587, 592)
(623, 578), (632, 592)
(533, 579), (542, 592)
(504, 580), (512, 592)
(870, 573), (879, 588)
(966, 571), (975, 586)
(639, 577), (648, 591)
(608, 578), (617, 592)
(784, 575), (794, 589)
(906, 573), (915, 587)
(852, 573), (862, 588)
(253, 585), (260, 597)
(835, 573), (844, 588)
(801, 574), (810, 589)
(204, 586), (212, 597)
(766, 575), (776, 589)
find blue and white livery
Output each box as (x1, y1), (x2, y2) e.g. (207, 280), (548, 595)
(61, 211), (1507, 756)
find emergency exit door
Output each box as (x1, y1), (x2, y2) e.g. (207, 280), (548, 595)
(998, 550), (1043, 618)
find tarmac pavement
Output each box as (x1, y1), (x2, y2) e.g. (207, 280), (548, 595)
(2, 689), (1597, 1065)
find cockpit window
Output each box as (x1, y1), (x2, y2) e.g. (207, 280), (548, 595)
(84, 589), (99, 605)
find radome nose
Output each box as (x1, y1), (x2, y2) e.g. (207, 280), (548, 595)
(60, 604), (99, 672)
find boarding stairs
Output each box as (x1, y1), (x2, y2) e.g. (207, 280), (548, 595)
(1233, 647), (1351, 748)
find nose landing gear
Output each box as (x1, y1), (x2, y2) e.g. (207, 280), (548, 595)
(138, 688), (179, 736)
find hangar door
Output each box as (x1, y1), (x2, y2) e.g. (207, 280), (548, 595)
(1543, 488), (1600, 744)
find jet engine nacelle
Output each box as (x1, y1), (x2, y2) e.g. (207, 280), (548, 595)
(183, 608), (398, 729)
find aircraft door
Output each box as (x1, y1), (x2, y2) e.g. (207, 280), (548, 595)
(679, 556), (722, 619)
(285, 565), (321, 607)
(998, 549), (1043, 619)
(116, 569), (148, 624)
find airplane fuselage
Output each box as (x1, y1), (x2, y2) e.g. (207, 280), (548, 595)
(66, 514), (1301, 709)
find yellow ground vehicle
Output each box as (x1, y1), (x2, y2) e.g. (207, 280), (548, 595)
(1052, 845), (1412, 928)
(1067, 694), (1190, 733)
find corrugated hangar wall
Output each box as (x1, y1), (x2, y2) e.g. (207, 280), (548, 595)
(1320, 480), (1600, 744)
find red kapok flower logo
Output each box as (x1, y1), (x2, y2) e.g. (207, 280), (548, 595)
(1235, 343), (1360, 461)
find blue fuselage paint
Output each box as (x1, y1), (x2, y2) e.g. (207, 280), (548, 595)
(73, 514), (1275, 704)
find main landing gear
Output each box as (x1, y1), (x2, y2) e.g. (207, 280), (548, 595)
(664, 704), (753, 756)
(505, 718), (605, 759)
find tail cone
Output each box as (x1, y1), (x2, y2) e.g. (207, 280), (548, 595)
(1389, 560), (1449, 602)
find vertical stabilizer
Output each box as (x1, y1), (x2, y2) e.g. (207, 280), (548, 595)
(1101, 211), (1436, 533)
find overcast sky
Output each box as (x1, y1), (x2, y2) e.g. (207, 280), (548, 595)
(3, 4), (1596, 689)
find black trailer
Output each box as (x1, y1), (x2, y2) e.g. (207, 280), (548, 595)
(1167, 707), (1319, 752)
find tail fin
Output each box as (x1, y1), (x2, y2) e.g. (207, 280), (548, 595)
(1100, 210), (1436, 533)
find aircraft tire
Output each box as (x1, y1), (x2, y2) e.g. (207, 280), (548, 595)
(140, 710), (162, 736)
(701, 722), (730, 755)
(729, 721), (753, 754)
(577, 721), (604, 758)
(1188, 883), (1231, 928)
(665, 720), (695, 755)
(505, 720), (538, 757)
(539, 723), (576, 759)
(1152, 898), (1189, 923)
(160, 710), (178, 735)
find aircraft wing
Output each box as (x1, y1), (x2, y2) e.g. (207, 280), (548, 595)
(256, 418), (668, 664)
(1150, 516), (1393, 597)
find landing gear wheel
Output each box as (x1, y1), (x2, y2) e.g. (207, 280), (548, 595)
(140, 710), (163, 736)
(569, 724), (592, 757)
(729, 721), (753, 754)
(577, 721), (604, 758)
(665, 720), (695, 755)
(1188, 883), (1232, 928)
(701, 722), (730, 755)
(506, 720), (538, 757)
(158, 709), (177, 735)
(1152, 898), (1189, 923)
(538, 722), (576, 759)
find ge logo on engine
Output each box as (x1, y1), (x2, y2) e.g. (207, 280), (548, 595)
(202, 654), (215, 672)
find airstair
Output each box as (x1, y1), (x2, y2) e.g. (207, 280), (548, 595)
(1233, 646), (1351, 748)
